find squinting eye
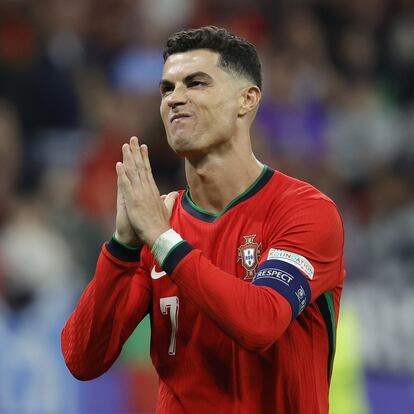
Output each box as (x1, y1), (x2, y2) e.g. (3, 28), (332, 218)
(161, 87), (173, 96)
(188, 81), (205, 87)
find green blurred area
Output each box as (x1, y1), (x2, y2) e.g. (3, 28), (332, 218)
(121, 315), (153, 366)
(330, 306), (369, 414)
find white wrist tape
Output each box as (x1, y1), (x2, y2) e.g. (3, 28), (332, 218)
(151, 229), (183, 266)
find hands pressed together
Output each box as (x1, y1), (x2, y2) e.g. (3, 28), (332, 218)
(114, 136), (178, 248)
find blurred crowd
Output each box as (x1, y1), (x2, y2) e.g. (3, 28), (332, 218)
(0, 0), (414, 412)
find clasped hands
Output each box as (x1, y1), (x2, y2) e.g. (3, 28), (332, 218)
(114, 136), (178, 248)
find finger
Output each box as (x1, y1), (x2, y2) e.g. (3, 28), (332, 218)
(164, 191), (179, 216)
(130, 136), (146, 177)
(140, 144), (159, 194)
(160, 194), (167, 201)
(141, 144), (152, 172)
(122, 143), (140, 184)
(117, 166), (125, 207)
(116, 162), (135, 202)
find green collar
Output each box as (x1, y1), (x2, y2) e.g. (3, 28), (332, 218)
(182, 165), (274, 222)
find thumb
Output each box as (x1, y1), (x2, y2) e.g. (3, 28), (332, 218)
(164, 191), (179, 216)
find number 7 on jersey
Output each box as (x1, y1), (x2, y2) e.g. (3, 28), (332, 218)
(160, 296), (179, 355)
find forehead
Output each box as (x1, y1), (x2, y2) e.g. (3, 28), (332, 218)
(162, 49), (227, 81)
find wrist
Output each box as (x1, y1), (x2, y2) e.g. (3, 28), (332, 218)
(151, 228), (183, 266)
(145, 226), (173, 248)
(107, 234), (142, 262)
(113, 231), (142, 249)
(151, 229), (193, 275)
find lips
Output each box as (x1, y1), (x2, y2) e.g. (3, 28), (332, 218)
(170, 113), (191, 123)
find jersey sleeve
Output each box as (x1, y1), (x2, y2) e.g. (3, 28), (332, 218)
(253, 197), (345, 319)
(163, 245), (292, 352)
(61, 239), (152, 380)
(153, 197), (344, 352)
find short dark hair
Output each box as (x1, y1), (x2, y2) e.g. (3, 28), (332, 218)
(163, 26), (262, 90)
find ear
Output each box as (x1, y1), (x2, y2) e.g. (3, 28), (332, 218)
(238, 85), (261, 117)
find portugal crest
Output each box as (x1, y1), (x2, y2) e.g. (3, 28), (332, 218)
(237, 234), (262, 280)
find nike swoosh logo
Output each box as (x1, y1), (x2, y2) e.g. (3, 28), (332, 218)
(151, 266), (167, 280)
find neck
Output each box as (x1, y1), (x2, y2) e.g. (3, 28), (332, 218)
(185, 140), (264, 214)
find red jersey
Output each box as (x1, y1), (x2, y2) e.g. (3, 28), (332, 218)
(62, 166), (345, 413)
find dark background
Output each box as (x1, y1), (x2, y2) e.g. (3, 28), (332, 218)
(0, 0), (413, 412)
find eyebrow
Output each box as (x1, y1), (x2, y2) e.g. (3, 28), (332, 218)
(159, 71), (213, 90)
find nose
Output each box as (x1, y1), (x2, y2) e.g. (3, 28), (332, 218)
(166, 85), (187, 109)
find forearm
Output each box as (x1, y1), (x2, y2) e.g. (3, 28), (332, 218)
(154, 235), (292, 351)
(61, 241), (150, 380)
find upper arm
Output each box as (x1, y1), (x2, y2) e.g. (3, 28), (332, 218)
(253, 198), (345, 320)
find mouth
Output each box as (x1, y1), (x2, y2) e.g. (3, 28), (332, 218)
(170, 113), (191, 123)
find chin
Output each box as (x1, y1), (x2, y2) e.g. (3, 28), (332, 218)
(168, 131), (192, 150)
(167, 130), (213, 157)
(171, 139), (207, 158)
(172, 142), (198, 157)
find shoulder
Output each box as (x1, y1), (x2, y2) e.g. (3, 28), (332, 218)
(267, 170), (340, 215)
(264, 170), (344, 240)
(270, 170), (334, 202)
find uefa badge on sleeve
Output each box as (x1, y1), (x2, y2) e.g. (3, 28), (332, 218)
(237, 234), (262, 280)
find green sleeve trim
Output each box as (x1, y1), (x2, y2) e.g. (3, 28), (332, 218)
(316, 290), (337, 384)
(161, 240), (186, 267)
(325, 291), (337, 348)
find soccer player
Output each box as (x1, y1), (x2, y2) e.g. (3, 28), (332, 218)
(61, 26), (345, 413)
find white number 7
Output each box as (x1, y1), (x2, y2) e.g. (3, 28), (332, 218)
(160, 296), (179, 355)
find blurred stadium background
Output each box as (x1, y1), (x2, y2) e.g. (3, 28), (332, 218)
(0, 0), (413, 413)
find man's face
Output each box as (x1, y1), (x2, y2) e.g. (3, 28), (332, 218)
(160, 49), (242, 157)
